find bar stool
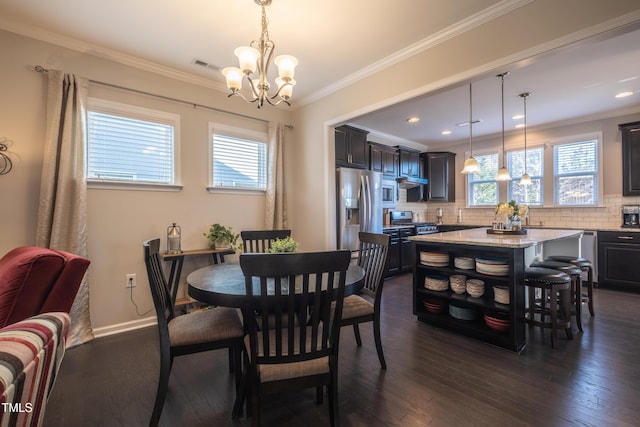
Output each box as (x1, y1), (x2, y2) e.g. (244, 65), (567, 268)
(545, 255), (595, 316)
(530, 260), (584, 332)
(525, 267), (573, 348)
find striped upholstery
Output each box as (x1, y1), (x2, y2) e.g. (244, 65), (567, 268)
(0, 312), (69, 427)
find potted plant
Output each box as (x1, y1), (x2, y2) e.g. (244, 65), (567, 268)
(268, 236), (298, 253)
(204, 223), (241, 251)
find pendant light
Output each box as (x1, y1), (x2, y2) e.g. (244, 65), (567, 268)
(461, 83), (480, 174)
(519, 92), (532, 186)
(496, 72), (512, 181)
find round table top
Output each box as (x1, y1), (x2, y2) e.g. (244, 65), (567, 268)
(187, 262), (365, 308)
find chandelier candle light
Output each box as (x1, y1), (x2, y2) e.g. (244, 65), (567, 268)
(222, 0), (298, 108)
(496, 72), (512, 181)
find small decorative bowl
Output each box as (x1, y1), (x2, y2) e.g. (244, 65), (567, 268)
(466, 279), (485, 298)
(493, 286), (510, 305)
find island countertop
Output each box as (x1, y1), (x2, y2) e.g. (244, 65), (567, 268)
(409, 227), (583, 248)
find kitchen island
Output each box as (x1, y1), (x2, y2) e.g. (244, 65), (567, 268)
(409, 228), (583, 352)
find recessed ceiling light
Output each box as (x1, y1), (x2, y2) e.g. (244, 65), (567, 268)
(441, 130), (452, 135)
(406, 117), (420, 123)
(515, 123), (525, 129)
(615, 91), (634, 98)
(512, 114), (524, 120)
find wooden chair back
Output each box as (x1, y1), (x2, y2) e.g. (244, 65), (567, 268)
(241, 229), (292, 253)
(143, 239), (176, 330)
(357, 232), (390, 300)
(239, 250), (351, 365)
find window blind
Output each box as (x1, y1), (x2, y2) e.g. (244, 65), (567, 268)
(87, 111), (175, 184)
(554, 139), (598, 205)
(212, 134), (267, 190)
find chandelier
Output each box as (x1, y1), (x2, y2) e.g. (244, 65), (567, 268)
(221, 0), (298, 108)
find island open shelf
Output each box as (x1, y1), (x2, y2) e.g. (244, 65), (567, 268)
(410, 228), (583, 353)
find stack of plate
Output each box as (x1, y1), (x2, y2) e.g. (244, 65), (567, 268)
(466, 279), (485, 298)
(454, 257), (475, 270)
(424, 275), (449, 291)
(484, 311), (510, 332)
(493, 286), (510, 305)
(449, 275), (467, 294)
(423, 297), (447, 314)
(420, 251), (449, 267)
(475, 257), (509, 276)
(449, 302), (476, 321)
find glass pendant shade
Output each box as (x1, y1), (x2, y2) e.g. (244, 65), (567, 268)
(461, 83), (480, 174)
(520, 173), (532, 186)
(274, 55), (298, 80)
(222, 67), (243, 91)
(497, 166), (512, 181)
(234, 46), (260, 74)
(461, 156), (480, 174)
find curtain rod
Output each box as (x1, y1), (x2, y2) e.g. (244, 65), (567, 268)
(34, 66), (293, 129)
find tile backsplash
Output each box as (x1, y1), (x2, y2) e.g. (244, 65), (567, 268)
(396, 191), (640, 230)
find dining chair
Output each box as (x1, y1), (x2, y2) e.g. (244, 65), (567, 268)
(239, 250), (351, 427)
(241, 229), (291, 253)
(340, 231), (390, 369)
(143, 238), (245, 426)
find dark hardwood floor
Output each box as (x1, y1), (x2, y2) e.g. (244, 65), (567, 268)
(45, 274), (640, 427)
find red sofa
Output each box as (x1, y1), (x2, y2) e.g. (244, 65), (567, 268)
(0, 247), (90, 327)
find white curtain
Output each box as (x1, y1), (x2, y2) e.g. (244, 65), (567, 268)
(264, 122), (288, 229)
(36, 70), (93, 348)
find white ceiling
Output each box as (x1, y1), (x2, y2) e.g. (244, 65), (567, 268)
(1, 0), (639, 148)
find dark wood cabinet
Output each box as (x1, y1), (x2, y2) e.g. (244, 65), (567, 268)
(398, 147), (421, 178)
(620, 121), (640, 196)
(383, 227), (414, 276)
(424, 152), (456, 202)
(369, 143), (398, 177)
(335, 125), (369, 169)
(383, 229), (401, 276)
(598, 230), (640, 291)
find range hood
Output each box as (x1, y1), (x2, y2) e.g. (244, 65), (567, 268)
(396, 176), (428, 188)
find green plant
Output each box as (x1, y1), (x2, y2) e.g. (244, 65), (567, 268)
(204, 223), (241, 251)
(268, 236), (298, 253)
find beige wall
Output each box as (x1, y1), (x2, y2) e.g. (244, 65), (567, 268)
(0, 29), (293, 333)
(2, 0), (640, 334)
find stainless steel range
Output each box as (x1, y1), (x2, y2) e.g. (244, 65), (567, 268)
(389, 211), (439, 235)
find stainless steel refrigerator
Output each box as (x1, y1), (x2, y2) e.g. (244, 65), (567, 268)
(336, 167), (383, 251)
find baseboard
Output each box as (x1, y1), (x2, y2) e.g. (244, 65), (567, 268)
(92, 316), (157, 339)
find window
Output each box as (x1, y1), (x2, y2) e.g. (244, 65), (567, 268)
(467, 153), (499, 206)
(210, 123), (267, 191)
(87, 99), (179, 185)
(554, 139), (599, 206)
(507, 147), (543, 206)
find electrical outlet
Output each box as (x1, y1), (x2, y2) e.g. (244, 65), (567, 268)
(125, 273), (136, 288)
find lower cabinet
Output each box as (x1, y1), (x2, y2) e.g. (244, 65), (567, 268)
(598, 230), (640, 291)
(383, 227), (414, 276)
(413, 241), (526, 352)
(384, 229), (401, 276)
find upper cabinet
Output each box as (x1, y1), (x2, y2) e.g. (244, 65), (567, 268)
(398, 147), (421, 178)
(423, 152), (456, 202)
(369, 142), (398, 177)
(620, 121), (640, 196)
(335, 125), (369, 169)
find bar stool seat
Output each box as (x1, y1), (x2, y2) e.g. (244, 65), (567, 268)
(530, 260), (584, 332)
(545, 255), (595, 317)
(525, 267), (573, 348)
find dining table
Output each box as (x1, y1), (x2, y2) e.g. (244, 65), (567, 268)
(187, 261), (365, 308)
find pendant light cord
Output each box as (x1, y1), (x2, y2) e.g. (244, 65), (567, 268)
(469, 83), (473, 155)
